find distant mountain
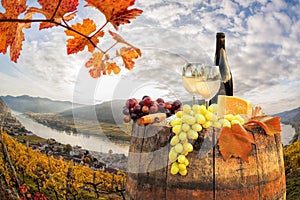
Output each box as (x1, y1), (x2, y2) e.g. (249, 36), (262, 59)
(1, 95), (83, 113)
(61, 99), (191, 124)
(276, 107), (300, 125)
(60, 99), (126, 124)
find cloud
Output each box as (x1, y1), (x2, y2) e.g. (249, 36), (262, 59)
(19, 30), (80, 82)
(129, 0), (300, 114)
(0, 0), (299, 114)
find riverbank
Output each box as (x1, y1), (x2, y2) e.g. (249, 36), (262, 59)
(14, 134), (128, 171)
(2, 110), (128, 171)
(24, 112), (131, 142)
(13, 112), (130, 155)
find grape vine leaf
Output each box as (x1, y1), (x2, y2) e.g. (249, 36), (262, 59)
(109, 30), (142, 55)
(26, 0), (79, 30)
(109, 30), (131, 45)
(120, 47), (140, 70)
(245, 116), (281, 136)
(103, 62), (121, 75)
(85, 52), (121, 78)
(10, 13), (34, 62)
(85, 52), (105, 78)
(85, 0), (143, 30)
(65, 18), (104, 54)
(218, 124), (255, 162)
(0, 0), (28, 62)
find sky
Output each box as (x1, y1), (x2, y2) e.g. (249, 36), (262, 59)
(0, 0), (300, 115)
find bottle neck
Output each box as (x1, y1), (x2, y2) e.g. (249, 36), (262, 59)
(215, 35), (225, 65)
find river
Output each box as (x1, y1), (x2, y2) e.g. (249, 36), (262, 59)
(13, 112), (130, 155)
(281, 123), (296, 146)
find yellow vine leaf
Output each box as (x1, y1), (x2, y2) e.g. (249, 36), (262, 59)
(104, 62), (121, 75)
(85, 52), (105, 78)
(65, 18), (104, 54)
(26, 0), (79, 29)
(85, 53), (121, 78)
(85, 0), (143, 30)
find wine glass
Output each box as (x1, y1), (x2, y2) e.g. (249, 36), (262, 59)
(196, 65), (221, 108)
(182, 63), (199, 105)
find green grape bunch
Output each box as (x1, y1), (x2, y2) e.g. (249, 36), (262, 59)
(168, 103), (246, 176)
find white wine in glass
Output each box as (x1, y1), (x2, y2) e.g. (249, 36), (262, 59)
(182, 63), (199, 105)
(196, 65), (221, 108)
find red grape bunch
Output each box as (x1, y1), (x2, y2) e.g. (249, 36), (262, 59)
(122, 96), (182, 123)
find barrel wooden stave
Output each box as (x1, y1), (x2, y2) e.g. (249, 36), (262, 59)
(126, 123), (286, 200)
(126, 123), (170, 200)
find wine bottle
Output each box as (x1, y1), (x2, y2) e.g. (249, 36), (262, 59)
(212, 32), (233, 103)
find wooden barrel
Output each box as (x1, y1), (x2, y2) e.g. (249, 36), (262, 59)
(125, 122), (286, 200)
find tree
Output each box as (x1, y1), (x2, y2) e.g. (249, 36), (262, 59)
(108, 149), (113, 154)
(64, 144), (72, 154)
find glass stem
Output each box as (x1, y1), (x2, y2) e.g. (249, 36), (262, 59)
(192, 95), (197, 105)
(205, 100), (209, 109)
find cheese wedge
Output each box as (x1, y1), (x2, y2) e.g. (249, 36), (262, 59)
(217, 95), (253, 118)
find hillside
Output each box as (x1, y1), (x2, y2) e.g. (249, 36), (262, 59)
(284, 139), (300, 199)
(1, 95), (83, 113)
(277, 107), (300, 124)
(3, 95), (300, 129)
(0, 97), (7, 113)
(0, 97), (11, 123)
(60, 99), (126, 124)
(1, 95), (126, 124)
(277, 107), (300, 143)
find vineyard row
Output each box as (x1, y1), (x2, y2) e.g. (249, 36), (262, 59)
(0, 132), (126, 199)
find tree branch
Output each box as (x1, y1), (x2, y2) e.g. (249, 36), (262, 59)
(104, 41), (118, 54)
(92, 20), (109, 38)
(51, 0), (63, 20)
(0, 18), (104, 52)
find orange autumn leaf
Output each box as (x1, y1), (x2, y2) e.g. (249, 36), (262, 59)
(26, 0), (79, 30)
(85, 52), (105, 78)
(218, 124), (255, 162)
(109, 30), (130, 45)
(65, 18), (104, 54)
(10, 13), (33, 62)
(109, 30), (142, 55)
(104, 62), (121, 75)
(0, 0), (28, 62)
(245, 116), (281, 136)
(120, 47), (140, 70)
(85, 0), (143, 30)
(89, 67), (101, 78)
